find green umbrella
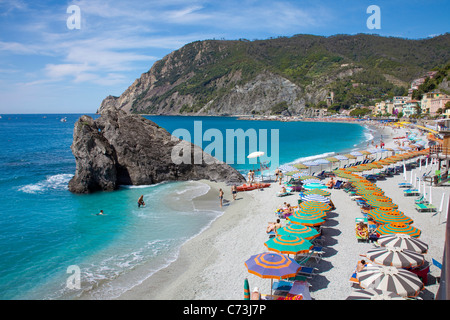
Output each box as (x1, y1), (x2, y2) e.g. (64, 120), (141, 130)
(276, 224), (320, 240)
(244, 278), (250, 300)
(287, 214), (325, 227)
(264, 235), (313, 255)
(303, 189), (331, 197)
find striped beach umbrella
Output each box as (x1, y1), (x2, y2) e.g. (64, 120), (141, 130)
(303, 183), (327, 190)
(357, 265), (423, 297)
(287, 214), (325, 227)
(366, 201), (398, 209)
(293, 163), (308, 170)
(377, 223), (421, 238)
(245, 252), (301, 279)
(264, 235), (313, 255)
(302, 179), (324, 185)
(364, 247), (425, 268)
(244, 252), (301, 297)
(244, 278), (250, 300)
(303, 189), (331, 197)
(293, 210), (327, 220)
(276, 224), (320, 240)
(346, 288), (404, 300)
(368, 209), (413, 225)
(377, 234), (428, 254)
(300, 194), (331, 203)
(299, 201), (332, 211)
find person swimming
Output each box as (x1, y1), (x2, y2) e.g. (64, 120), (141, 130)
(96, 210), (104, 216)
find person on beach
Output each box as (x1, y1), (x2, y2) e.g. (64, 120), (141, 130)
(326, 177), (335, 189)
(278, 171), (283, 185)
(282, 203), (294, 218)
(355, 222), (368, 239)
(275, 168), (279, 182)
(138, 195), (145, 208)
(357, 260), (367, 272)
(219, 189), (224, 207)
(251, 170), (255, 184)
(266, 219), (282, 233)
(231, 185), (237, 200)
(247, 171), (252, 186)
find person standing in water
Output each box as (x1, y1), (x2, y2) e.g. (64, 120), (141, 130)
(138, 195), (145, 208)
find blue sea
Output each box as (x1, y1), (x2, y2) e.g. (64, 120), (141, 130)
(0, 114), (371, 300)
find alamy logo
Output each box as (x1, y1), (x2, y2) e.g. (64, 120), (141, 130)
(367, 5), (381, 30)
(170, 121), (279, 169)
(67, 5), (81, 30)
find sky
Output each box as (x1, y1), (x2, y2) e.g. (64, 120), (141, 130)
(0, 0), (449, 114)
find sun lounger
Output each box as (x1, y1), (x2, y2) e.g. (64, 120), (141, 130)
(415, 203), (437, 212)
(415, 195), (428, 204)
(333, 180), (343, 189)
(398, 182), (413, 188)
(404, 189), (420, 196)
(296, 266), (319, 278)
(272, 280), (293, 292)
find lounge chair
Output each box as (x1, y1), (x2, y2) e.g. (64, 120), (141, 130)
(398, 182), (413, 188)
(296, 266), (319, 278)
(333, 180), (343, 189)
(272, 280), (293, 292)
(404, 189), (420, 196)
(415, 195), (428, 204)
(415, 203), (437, 212)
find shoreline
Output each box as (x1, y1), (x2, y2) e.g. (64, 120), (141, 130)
(114, 123), (413, 300)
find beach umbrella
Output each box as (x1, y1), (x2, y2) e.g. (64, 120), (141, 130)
(344, 154), (357, 159)
(357, 265), (423, 297)
(279, 165), (297, 172)
(303, 189), (331, 197)
(299, 201), (332, 212)
(293, 163), (308, 170)
(303, 183), (327, 190)
(287, 214), (325, 227)
(346, 288), (404, 300)
(335, 155), (349, 161)
(296, 175), (315, 180)
(276, 224), (320, 240)
(377, 223), (421, 238)
(248, 151), (264, 159)
(293, 210), (327, 220)
(244, 252), (301, 296)
(264, 235), (313, 255)
(300, 194), (331, 203)
(367, 211), (413, 225)
(301, 178), (324, 185)
(365, 201), (398, 209)
(376, 234), (428, 254)
(244, 278), (250, 300)
(364, 247), (425, 268)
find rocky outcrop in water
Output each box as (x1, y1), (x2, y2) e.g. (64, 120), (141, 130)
(68, 108), (246, 193)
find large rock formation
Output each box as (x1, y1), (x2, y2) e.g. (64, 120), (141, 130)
(68, 109), (246, 193)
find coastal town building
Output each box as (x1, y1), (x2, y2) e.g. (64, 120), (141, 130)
(402, 100), (420, 117)
(421, 92), (450, 116)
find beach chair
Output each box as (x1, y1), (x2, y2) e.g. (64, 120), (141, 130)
(398, 182), (413, 188)
(404, 189), (420, 197)
(415, 203), (437, 212)
(316, 171), (326, 179)
(333, 180), (343, 189)
(355, 219), (369, 243)
(272, 280), (293, 293)
(296, 266), (319, 279)
(415, 195), (428, 204)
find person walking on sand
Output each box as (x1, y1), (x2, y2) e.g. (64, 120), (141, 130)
(251, 170), (255, 184)
(278, 170), (283, 185)
(219, 188), (224, 207)
(231, 185), (237, 200)
(138, 195), (145, 208)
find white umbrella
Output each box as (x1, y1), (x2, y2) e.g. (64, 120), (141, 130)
(247, 151), (265, 181)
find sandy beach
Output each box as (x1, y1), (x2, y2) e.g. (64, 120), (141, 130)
(116, 122), (447, 300)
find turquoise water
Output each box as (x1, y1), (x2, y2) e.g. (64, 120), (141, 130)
(0, 114), (368, 299)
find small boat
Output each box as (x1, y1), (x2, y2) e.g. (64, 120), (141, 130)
(60, 117), (67, 122)
(236, 183), (271, 192)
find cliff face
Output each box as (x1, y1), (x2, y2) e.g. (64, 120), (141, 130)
(69, 109), (246, 193)
(98, 34), (450, 116)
